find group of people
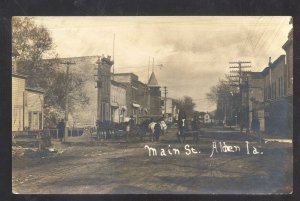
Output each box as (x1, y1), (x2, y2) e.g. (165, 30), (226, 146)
(56, 115), (165, 142)
(94, 116), (163, 141)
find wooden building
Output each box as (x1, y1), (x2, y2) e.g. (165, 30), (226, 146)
(12, 73), (27, 132)
(12, 74), (44, 133)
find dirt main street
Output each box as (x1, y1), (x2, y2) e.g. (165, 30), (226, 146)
(12, 127), (293, 194)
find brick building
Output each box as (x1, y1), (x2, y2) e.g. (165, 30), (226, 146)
(262, 55), (289, 136)
(54, 56), (99, 127)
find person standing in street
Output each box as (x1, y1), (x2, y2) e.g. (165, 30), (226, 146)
(57, 119), (65, 142)
(154, 120), (161, 141)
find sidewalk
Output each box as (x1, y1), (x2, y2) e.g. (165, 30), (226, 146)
(229, 126), (292, 143)
(247, 130), (292, 143)
(61, 133), (95, 145)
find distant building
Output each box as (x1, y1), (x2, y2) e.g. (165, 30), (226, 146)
(172, 105), (180, 122)
(204, 112), (211, 124)
(161, 97), (174, 122)
(198, 112), (206, 123)
(246, 72), (265, 131)
(198, 111), (212, 124)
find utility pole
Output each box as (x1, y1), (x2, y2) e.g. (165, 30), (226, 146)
(152, 57), (154, 72)
(61, 61), (76, 141)
(163, 86), (168, 118)
(112, 33), (115, 78)
(229, 61), (251, 133)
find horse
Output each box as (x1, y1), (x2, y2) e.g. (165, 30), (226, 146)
(148, 121), (168, 141)
(177, 118), (200, 144)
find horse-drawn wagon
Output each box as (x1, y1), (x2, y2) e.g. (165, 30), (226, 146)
(136, 115), (168, 141)
(177, 119), (201, 144)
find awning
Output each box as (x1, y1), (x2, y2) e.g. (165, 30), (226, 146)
(111, 102), (119, 108)
(132, 103), (140, 108)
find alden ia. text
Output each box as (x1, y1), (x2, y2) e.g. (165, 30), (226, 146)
(144, 141), (263, 157)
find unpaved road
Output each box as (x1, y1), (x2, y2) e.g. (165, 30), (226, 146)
(12, 127), (292, 194)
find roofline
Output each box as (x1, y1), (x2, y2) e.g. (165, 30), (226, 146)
(111, 80), (127, 89)
(137, 80), (147, 86)
(42, 55), (100, 61)
(114, 72), (138, 77)
(261, 55), (285, 76)
(12, 73), (27, 79)
(270, 55), (285, 69)
(148, 85), (161, 88)
(247, 71), (264, 79)
(282, 39), (292, 50)
(25, 87), (45, 94)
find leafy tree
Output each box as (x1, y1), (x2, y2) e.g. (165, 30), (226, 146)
(12, 17), (54, 62)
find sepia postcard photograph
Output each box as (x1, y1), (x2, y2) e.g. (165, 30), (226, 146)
(12, 16), (293, 194)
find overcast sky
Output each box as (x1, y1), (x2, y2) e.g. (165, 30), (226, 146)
(33, 16), (292, 112)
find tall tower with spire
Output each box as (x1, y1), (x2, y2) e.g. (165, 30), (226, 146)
(147, 71), (161, 115)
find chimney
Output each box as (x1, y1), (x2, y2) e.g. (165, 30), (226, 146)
(268, 57), (272, 67)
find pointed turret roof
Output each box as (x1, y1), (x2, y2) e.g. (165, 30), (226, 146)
(148, 72), (159, 87)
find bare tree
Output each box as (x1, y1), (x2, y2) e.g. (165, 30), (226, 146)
(174, 96), (196, 119)
(206, 76), (239, 123)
